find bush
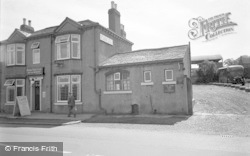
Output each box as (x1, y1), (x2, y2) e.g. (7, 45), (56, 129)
(196, 60), (217, 83)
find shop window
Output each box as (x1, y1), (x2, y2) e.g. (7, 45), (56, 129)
(165, 70), (173, 81)
(7, 44), (25, 66)
(31, 42), (40, 64)
(57, 75), (81, 102)
(106, 71), (130, 91)
(144, 71), (152, 82)
(55, 34), (80, 60)
(4, 79), (25, 103)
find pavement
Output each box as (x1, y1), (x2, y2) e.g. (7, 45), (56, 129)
(0, 112), (95, 126)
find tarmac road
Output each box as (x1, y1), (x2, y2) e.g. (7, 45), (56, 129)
(0, 123), (249, 156)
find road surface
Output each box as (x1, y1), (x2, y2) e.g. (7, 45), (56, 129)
(0, 123), (249, 156)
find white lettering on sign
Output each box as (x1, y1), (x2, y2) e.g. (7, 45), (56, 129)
(100, 34), (113, 45)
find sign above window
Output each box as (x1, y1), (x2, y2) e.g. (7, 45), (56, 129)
(100, 34), (113, 45)
(26, 67), (44, 76)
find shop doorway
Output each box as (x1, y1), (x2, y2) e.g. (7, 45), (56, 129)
(34, 81), (40, 110)
(29, 77), (43, 111)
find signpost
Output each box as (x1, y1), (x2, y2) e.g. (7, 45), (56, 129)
(13, 96), (31, 116)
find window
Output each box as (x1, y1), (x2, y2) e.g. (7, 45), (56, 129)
(5, 79), (25, 103)
(7, 44), (25, 66)
(7, 44), (15, 65)
(165, 70), (173, 81)
(16, 79), (25, 96)
(106, 71), (130, 91)
(57, 75), (81, 102)
(31, 42), (40, 64)
(33, 49), (40, 64)
(144, 71), (152, 82)
(55, 34), (80, 60)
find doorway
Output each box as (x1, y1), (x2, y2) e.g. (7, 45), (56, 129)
(34, 81), (40, 110)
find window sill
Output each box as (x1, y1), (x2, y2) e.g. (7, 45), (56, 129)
(54, 102), (83, 105)
(6, 65), (26, 67)
(54, 58), (81, 62)
(103, 90), (132, 94)
(5, 102), (15, 105)
(162, 81), (176, 84)
(141, 82), (154, 86)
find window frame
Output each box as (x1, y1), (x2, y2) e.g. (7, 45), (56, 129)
(15, 44), (25, 65)
(6, 44), (15, 66)
(5, 79), (25, 103)
(6, 44), (25, 66)
(165, 70), (174, 81)
(32, 49), (40, 64)
(55, 34), (80, 60)
(6, 86), (15, 103)
(144, 71), (152, 83)
(71, 34), (80, 59)
(56, 75), (81, 102)
(106, 71), (130, 91)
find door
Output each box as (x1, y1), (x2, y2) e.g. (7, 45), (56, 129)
(34, 81), (40, 110)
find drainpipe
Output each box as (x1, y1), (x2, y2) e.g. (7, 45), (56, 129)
(50, 35), (53, 113)
(93, 26), (106, 114)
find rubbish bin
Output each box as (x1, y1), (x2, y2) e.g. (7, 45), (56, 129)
(131, 104), (139, 115)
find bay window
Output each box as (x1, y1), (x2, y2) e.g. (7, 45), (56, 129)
(4, 79), (25, 103)
(55, 34), (80, 60)
(7, 44), (25, 66)
(57, 75), (81, 102)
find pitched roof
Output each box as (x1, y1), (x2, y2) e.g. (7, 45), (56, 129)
(99, 45), (188, 67)
(191, 54), (222, 63)
(29, 26), (57, 38)
(18, 30), (31, 37)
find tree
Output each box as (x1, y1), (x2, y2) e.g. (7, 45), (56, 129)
(196, 60), (217, 83)
(224, 58), (239, 66)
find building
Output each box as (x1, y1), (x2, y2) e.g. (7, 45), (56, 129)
(0, 2), (192, 115)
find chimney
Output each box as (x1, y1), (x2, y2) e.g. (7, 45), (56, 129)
(108, 1), (121, 35)
(20, 18), (34, 33)
(28, 20), (31, 27)
(23, 18), (26, 25)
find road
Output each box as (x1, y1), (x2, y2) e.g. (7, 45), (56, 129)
(0, 123), (249, 156)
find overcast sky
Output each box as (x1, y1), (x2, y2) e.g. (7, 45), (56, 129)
(0, 0), (249, 60)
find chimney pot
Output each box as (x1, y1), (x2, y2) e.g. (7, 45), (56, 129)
(23, 18), (26, 25)
(28, 20), (31, 26)
(111, 1), (116, 9)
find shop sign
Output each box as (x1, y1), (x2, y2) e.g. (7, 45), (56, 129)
(27, 67), (44, 76)
(100, 34), (113, 45)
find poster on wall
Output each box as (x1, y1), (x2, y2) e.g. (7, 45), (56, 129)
(13, 96), (31, 116)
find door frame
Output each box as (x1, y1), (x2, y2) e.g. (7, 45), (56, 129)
(29, 77), (43, 111)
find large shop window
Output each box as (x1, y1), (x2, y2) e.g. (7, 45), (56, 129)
(7, 44), (25, 66)
(106, 71), (130, 91)
(57, 75), (81, 102)
(4, 79), (25, 103)
(55, 34), (80, 60)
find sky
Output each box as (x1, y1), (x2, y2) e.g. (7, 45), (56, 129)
(0, 0), (249, 60)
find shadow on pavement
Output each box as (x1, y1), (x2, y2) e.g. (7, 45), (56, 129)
(83, 115), (190, 125)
